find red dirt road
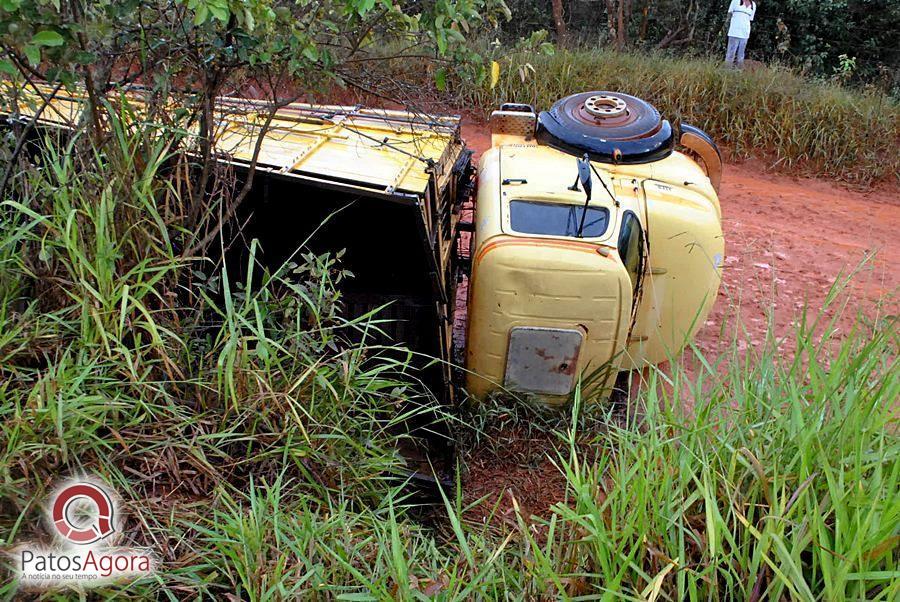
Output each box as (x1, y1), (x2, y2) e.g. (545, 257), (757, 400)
(700, 159), (898, 359)
(459, 121), (899, 521)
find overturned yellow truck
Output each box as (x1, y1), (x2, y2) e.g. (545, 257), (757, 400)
(5, 87), (723, 404)
(466, 92), (724, 402)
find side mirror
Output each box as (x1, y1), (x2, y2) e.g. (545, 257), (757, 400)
(575, 154), (594, 238)
(568, 153), (592, 201)
(577, 154), (592, 199)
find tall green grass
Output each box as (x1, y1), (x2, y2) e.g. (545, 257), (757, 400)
(453, 49), (900, 185)
(0, 106), (443, 597)
(0, 99), (896, 600)
(166, 304), (896, 600)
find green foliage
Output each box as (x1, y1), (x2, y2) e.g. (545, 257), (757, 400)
(0, 0), (511, 270)
(455, 48), (900, 184)
(500, 0), (900, 92)
(770, 0), (898, 88)
(184, 293), (896, 600)
(0, 4), (895, 599)
(0, 100), (896, 598)
(0, 0), (510, 93)
(0, 104), (443, 597)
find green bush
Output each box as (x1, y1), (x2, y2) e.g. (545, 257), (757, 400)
(0, 109), (442, 598)
(171, 299), (898, 600)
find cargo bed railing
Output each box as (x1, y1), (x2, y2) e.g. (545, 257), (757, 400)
(1, 82), (464, 199)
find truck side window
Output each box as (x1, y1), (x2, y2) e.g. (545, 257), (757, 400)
(618, 211), (644, 293)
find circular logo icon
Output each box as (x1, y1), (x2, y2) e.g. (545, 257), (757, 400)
(52, 482), (115, 544)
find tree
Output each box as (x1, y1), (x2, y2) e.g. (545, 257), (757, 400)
(604, 0), (632, 50)
(0, 0), (509, 251)
(494, 0), (899, 89)
(550, 0), (567, 45)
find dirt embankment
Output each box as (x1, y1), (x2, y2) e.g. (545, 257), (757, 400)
(459, 119), (900, 521)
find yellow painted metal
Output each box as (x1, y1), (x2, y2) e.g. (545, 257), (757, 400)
(623, 161), (724, 370)
(465, 234), (632, 403)
(2, 83), (462, 196)
(466, 123), (723, 401)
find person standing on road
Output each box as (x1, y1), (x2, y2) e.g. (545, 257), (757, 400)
(725, 0), (757, 68)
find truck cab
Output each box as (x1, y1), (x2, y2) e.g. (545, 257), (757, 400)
(465, 93), (724, 403)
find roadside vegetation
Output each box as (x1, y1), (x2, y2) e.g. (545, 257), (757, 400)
(446, 47), (900, 185)
(500, 1), (900, 94)
(0, 106), (896, 599)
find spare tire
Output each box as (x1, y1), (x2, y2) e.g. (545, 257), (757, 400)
(536, 91), (675, 164)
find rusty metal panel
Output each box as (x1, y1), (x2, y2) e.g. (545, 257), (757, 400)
(490, 110), (536, 138)
(504, 327), (583, 395)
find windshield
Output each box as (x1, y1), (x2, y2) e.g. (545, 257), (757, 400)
(509, 200), (609, 238)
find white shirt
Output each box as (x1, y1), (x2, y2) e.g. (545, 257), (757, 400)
(727, 0), (756, 39)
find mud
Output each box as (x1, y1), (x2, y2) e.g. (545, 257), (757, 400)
(462, 429), (568, 527)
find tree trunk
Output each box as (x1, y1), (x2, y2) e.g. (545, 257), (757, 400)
(550, 0), (567, 46)
(604, 0), (631, 51)
(617, 0), (626, 51)
(604, 0), (617, 46)
(639, 2), (651, 43)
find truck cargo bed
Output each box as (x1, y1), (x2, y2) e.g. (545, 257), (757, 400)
(2, 82), (473, 398)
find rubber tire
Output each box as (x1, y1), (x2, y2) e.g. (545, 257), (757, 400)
(545, 91), (663, 141)
(536, 91), (675, 165)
